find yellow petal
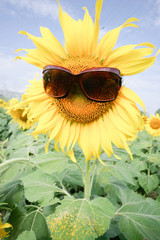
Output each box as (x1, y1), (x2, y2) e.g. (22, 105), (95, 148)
(115, 56), (156, 76)
(15, 56), (44, 69)
(67, 149), (77, 163)
(114, 102), (139, 129)
(70, 123), (80, 150)
(58, 1), (83, 57)
(40, 27), (67, 59)
(81, 7), (94, 56)
(78, 124), (92, 160)
(16, 31), (63, 67)
(104, 42), (155, 66)
(29, 102), (52, 120)
(121, 87), (145, 112)
(19, 31), (62, 63)
(96, 18), (138, 60)
(56, 120), (70, 152)
(90, 0), (103, 55)
(66, 122), (79, 151)
(120, 134), (133, 159)
(103, 114), (124, 149)
(104, 42), (155, 65)
(116, 96), (140, 128)
(89, 120), (101, 157)
(98, 118), (113, 157)
(1, 223), (12, 229)
(45, 117), (64, 152)
(108, 107), (136, 135)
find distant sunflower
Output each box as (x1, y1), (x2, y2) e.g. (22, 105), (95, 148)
(137, 114), (149, 131)
(145, 114), (160, 137)
(14, 0), (159, 162)
(7, 98), (34, 130)
(0, 99), (8, 109)
(0, 218), (12, 239)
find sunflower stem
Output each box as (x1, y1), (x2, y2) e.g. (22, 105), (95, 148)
(75, 161), (85, 183)
(89, 159), (98, 196)
(84, 160), (91, 201)
(0, 158), (29, 167)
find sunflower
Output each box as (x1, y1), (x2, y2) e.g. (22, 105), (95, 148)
(145, 113), (160, 137)
(14, 0), (159, 162)
(0, 99), (8, 109)
(7, 98), (35, 130)
(137, 114), (149, 131)
(0, 218), (12, 239)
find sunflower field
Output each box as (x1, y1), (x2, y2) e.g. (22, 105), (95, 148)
(0, 106), (160, 240)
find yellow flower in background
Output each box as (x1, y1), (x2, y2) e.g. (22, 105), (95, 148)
(14, 0), (159, 162)
(138, 114), (149, 131)
(142, 114), (149, 125)
(145, 114), (160, 137)
(0, 218), (12, 239)
(0, 99), (8, 109)
(7, 98), (34, 130)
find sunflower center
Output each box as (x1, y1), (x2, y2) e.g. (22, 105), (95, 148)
(52, 57), (114, 123)
(150, 118), (160, 129)
(17, 109), (28, 122)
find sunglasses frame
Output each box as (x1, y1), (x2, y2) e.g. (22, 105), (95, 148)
(43, 65), (122, 102)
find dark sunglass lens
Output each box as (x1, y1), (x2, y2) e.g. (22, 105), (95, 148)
(43, 70), (70, 97)
(81, 72), (121, 101)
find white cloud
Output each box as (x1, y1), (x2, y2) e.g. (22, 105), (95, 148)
(4, 0), (59, 19)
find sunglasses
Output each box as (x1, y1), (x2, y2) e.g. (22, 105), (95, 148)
(42, 65), (122, 102)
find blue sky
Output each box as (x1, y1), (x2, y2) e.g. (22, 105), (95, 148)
(0, 0), (160, 114)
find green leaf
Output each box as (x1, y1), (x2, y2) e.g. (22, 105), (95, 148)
(6, 130), (46, 159)
(62, 165), (84, 188)
(0, 163), (20, 183)
(6, 207), (26, 240)
(103, 162), (136, 185)
(43, 198), (60, 217)
(32, 151), (70, 174)
(0, 161), (33, 184)
(8, 206), (51, 240)
(7, 132), (35, 158)
(138, 173), (159, 193)
(98, 219), (121, 240)
(21, 169), (62, 206)
(130, 159), (147, 171)
(148, 153), (160, 164)
(0, 180), (24, 208)
(116, 189), (143, 204)
(17, 230), (36, 240)
(47, 196), (115, 240)
(117, 198), (160, 240)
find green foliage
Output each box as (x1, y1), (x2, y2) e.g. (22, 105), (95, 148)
(7, 206), (51, 240)
(21, 169), (63, 206)
(0, 107), (11, 141)
(0, 180), (24, 208)
(118, 199), (160, 240)
(0, 122), (160, 240)
(138, 173), (159, 193)
(17, 230), (37, 240)
(47, 196), (114, 240)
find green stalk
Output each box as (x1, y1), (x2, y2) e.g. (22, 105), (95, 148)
(84, 160), (91, 201)
(0, 158), (29, 167)
(75, 161), (85, 184)
(89, 159), (98, 196)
